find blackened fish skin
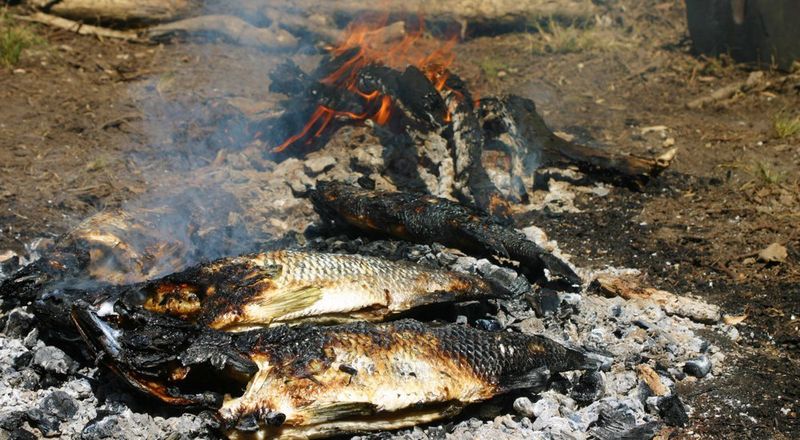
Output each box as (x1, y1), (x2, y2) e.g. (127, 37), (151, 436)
(128, 250), (498, 331)
(221, 320), (598, 438)
(70, 305), (600, 439)
(308, 182), (581, 286)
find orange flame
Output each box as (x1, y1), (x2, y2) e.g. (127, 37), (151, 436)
(273, 18), (460, 152)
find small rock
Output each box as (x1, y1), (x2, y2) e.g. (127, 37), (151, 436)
(683, 355), (712, 378)
(475, 319), (503, 331)
(3, 308), (35, 338)
(32, 346), (77, 376)
(657, 395), (689, 427)
(304, 156), (336, 175)
(23, 328), (39, 348)
(757, 242), (787, 264)
(513, 397), (536, 418)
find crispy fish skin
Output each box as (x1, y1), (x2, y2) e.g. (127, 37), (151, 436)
(221, 320), (597, 439)
(135, 250), (496, 330)
(308, 182), (581, 286)
(70, 305), (599, 439)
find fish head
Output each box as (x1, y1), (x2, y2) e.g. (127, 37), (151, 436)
(131, 257), (282, 325)
(71, 301), (257, 408)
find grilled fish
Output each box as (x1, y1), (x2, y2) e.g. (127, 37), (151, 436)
(71, 305), (603, 439)
(120, 250), (498, 331)
(308, 182), (581, 286)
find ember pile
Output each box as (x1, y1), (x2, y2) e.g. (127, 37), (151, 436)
(258, 20), (676, 218)
(0, 16), (728, 440)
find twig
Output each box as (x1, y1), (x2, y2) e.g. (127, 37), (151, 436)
(686, 71), (769, 109)
(16, 12), (140, 41)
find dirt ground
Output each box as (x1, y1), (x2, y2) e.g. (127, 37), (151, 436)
(1, 0), (798, 438)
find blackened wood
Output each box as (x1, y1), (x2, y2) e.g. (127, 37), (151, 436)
(479, 95), (673, 188)
(444, 91), (509, 219)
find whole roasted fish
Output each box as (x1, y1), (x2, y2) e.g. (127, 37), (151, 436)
(117, 249), (498, 331)
(308, 182), (581, 286)
(71, 305), (603, 439)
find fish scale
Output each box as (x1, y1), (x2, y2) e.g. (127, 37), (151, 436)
(133, 250), (497, 331)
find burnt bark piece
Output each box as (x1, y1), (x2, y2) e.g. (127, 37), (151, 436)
(308, 182), (581, 286)
(479, 95), (674, 188)
(444, 89), (510, 219)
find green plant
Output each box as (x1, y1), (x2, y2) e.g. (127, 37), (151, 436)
(755, 161), (785, 185)
(479, 57), (510, 78)
(0, 14), (44, 67)
(773, 112), (800, 139)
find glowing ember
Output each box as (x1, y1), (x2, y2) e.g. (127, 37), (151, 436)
(273, 19), (459, 152)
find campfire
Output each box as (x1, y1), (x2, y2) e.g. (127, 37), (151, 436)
(0, 9), (725, 440)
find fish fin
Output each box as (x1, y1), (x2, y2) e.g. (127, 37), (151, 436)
(254, 285), (324, 322)
(500, 235), (582, 286)
(538, 253), (582, 286)
(498, 366), (550, 393)
(305, 401), (378, 424)
(462, 224), (510, 258)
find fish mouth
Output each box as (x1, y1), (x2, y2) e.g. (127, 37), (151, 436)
(70, 301), (253, 408)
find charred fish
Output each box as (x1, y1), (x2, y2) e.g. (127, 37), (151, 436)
(116, 250), (499, 331)
(308, 182), (581, 286)
(71, 305), (602, 439)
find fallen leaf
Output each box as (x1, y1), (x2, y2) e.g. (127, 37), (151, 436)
(757, 242), (788, 264)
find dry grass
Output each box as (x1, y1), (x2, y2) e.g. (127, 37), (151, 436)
(0, 13), (44, 68)
(773, 112), (800, 139)
(527, 19), (630, 55)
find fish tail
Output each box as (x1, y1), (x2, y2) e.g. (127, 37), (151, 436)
(500, 234), (582, 286)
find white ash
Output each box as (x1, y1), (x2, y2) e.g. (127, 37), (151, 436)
(0, 142), (732, 439)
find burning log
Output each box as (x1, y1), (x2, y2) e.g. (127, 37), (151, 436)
(308, 181), (582, 286)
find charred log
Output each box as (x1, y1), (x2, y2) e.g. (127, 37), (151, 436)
(479, 95), (675, 189)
